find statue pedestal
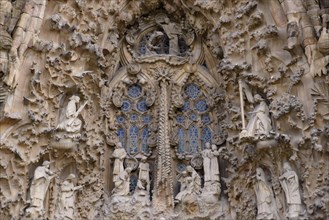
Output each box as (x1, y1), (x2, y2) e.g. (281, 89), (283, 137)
(50, 131), (79, 150)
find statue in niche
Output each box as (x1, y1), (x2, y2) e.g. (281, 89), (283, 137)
(112, 167), (132, 196)
(254, 167), (278, 220)
(28, 161), (56, 211)
(58, 174), (83, 220)
(202, 143), (221, 194)
(156, 17), (182, 55)
(57, 95), (87, 133)
(245, 94), (272, 139)
(132, 157), (151, 206)
(175, 165), (201, 203)
(137, 156), (150, 193)
(202, 142), (212, 183)
(112, 142), (127, 183)
(279, 162), (302, 219)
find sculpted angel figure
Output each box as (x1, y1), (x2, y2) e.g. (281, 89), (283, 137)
(112, 167), (132, 196)
(57, 95), (87, 133)
(112, 142), (127, 183)
(58, 174), (82, 220)
(138, 156), (150, 192)
(279, 162), (302, 219)
(175, 165), (201, 203)
(29, 161), (56, 209)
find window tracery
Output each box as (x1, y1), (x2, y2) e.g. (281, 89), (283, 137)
(113, 83), (156, 156)
(172, 81), (218, 158)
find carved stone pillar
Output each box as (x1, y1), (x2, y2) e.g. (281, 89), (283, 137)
(153, 77), (174, 212)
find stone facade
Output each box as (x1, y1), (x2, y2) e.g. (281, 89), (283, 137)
(0, 0), (329, 219)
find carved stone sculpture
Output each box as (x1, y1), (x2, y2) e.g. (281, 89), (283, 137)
(112, 167), (132, 196)
(175, 166), (201, 203)
(1, 0), (329, 219)
(26, 161), (56, 217)
(156, 17), (182, 55)
(279, 162), (302, 219)
(202, 143), (221, 194)
(245, 94), (272, 139)
(112, 142), (127, 183)
(57, 95), (86, 133)
(254, 167), (278, 220)
(57, 174), (83, 220)
(137, 156), (150, 193)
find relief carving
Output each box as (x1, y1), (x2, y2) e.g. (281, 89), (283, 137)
(0, 0), (329, 219)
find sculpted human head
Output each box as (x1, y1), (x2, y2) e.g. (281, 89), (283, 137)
(205, 142), (211, 149)
(117, 142), (123, 148)
(42, 161), (50, 167)
(283, 162), (292, 172)
(211, 144), (217, 150)
(186, 165), (193, 173)
(254, 94), (263, 103)
(69, 95), (80, 103)
(256, 167), (266, 181)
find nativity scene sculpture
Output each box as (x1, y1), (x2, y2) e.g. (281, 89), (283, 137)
(1, 1), (329, 220)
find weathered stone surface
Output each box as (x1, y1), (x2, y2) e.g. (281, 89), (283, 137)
(0, 0), (329, 219)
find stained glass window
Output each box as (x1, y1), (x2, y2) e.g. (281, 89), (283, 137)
(129, 125), (139, 154)
(185, 84), (200, 99)
(115, 83), (153, 155)
(118, 128), (126, 148)
(142, 128), (149, 154)
(174, 83), (215, 155)
(195, 100), (208, 112)
(137, 99), (148, 112)
(189, 125), (199, 153)
(121, 100), (132, 112)
(178, 128), (185, 154)
(130, 175), (137, 192)
(128, 84), (142, 99)
(202, 126), (212, 149)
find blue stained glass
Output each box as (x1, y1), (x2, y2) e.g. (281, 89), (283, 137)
(178, 128), (185, 154)
(177, 163), (186, 172)
(189, 113), (198, 121)
(176, 115), (185, 124)
(130, 114), (138, 122)
(130, 175), (137, 192)
(143, 115), (151, 124)
(121, 100), (132, 112)
(128, 84), (142, 99)
(202, 114), (211, 124)
(195, 100), (208, 112)
(116, 115), (125, 124)
(185, 84), (200, 99)
(189, 125), (199, 153)
(129, 125), (139, 154)
(142, 128), (149, 154)
(137, 99), (148, 112)
(202, 126), (212, 149)
(117, 128), (126, 149)
(182, 101), (190, 112)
